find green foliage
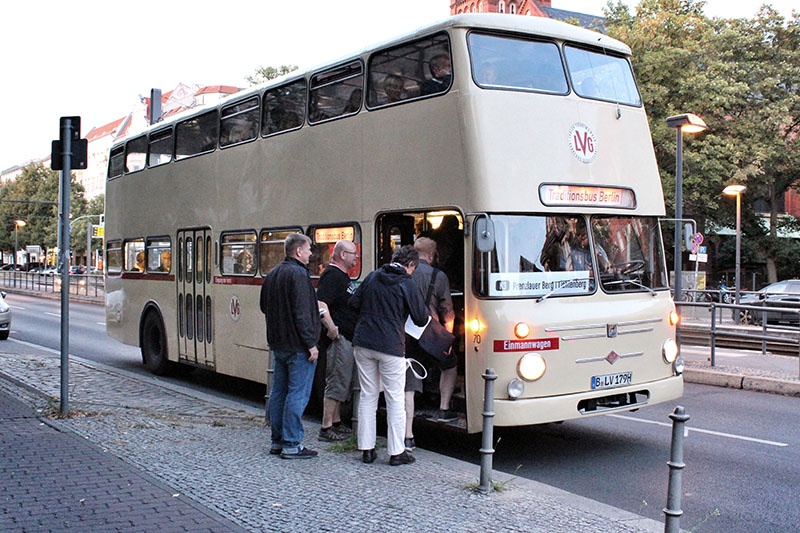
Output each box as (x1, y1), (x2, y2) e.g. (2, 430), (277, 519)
(246, 64), (299, 86)
(606, 1), (800, 283)
(0, 162), (89, 256)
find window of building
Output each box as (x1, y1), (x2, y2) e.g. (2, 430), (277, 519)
(148, 128), (173, 167)
(106, 240), (123, 274)
(510, 3), (516, 14)
(262, 79), (307, 136)
(366, 33), (452, 109)
(108, 146), (124, 179)
(309, 60), (363, 123)
(123, 239), (145, 272)
(259, 228), (301, 275)
(175, 110), (218, 160)
(125, 136), (147, 173)
(220, 231), (257, 275)
(307, 223), (361, 279)
(498, 1), (505, 13)
(220, 96), (260, 148)
(146, 237), (172, 274)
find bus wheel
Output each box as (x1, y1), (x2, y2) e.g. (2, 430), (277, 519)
(142, 311), (169, 375)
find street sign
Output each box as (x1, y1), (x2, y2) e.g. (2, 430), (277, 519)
(695, 233), (703, 245)
(698, 246), (706, 254)
(92, 225), (104, 238)
(689, 253), (708, 263)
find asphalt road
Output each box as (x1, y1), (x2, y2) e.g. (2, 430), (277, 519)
(3, 293), (798, 532)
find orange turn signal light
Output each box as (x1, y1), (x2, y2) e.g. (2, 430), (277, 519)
(669, 311), (680, 326)
(469, 319), (484, 333)
(514, 322), (530, 339)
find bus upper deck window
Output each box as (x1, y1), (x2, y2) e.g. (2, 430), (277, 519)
(148, 129), (173, 167)
(220, 96), (260, 147)
(309, 61), (363, 123)
(125, 136), (147, 173)
(564, 45), (641, 106)
(263, 80), (306, 136)
(366, 33), (452, 109)
(468, 33), (568, 94)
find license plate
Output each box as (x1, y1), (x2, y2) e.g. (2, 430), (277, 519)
(591, 371), (632, 390)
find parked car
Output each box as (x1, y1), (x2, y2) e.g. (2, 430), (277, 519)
(0, 264), (21, 271)
(0, 291), (11, 340)
(69, 265), (85, 275)
(739, 280), (800, 325)
(23, 262), (44, 272)
(42, 266), (58, 276)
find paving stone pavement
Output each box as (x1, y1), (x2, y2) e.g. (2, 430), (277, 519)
(0, 351), (665, 532)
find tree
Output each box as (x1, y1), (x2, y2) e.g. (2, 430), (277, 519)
(605, 1), (800, 284)
(245, 64), (299, 86)
(0, 163), (88, 259)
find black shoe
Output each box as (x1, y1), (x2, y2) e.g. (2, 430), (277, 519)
(332, 423), (352, 435)
(269, 446), (282, 455)
(362, 449), (377, 464)
(319, 427), (347, 442)
(280, 447), (318, 459)
(404, 437), (416, 452)
(436, 409), (458, 423)
(389, 451), (416, 466)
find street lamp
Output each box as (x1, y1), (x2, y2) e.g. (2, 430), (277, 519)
(13, 219), (26, 287)
(723, 184), (746, 313)
(666, 113), (708, 303)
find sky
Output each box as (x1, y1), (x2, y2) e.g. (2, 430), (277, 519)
(1, 0), (797, 173)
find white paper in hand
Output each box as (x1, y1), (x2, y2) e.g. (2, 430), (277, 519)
(404, 315), (431, 340)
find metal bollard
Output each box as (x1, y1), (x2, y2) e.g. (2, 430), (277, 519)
(264, 351), (274, 424)
(478, 368), (497, 494)
(664, 406), (690, 533)
(709, 304), (716, 367)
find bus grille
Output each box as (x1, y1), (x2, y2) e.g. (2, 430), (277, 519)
(577, 390), (649, 414)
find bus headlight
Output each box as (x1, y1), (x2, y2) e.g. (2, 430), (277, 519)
(673, 355), (685, 375)
(662, 339), (679, 364)
(518, 353), (546, 381)
(514, 322), (530, 338)
(669, 311), (680, 326)
(507, 378), (524, 400)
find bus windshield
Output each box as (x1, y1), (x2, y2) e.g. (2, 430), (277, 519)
(475, 214), (596, 299)
(592, 216), (667, 293)
(475, 214), (667, 298)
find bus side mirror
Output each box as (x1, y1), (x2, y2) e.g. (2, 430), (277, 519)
(474, 217), (495, 253)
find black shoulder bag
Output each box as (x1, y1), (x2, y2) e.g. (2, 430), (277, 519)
(417, 268), (457, 369)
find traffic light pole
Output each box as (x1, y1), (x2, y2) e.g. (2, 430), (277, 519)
(58, 118), (72, 416)
(51, 116), (87, 417)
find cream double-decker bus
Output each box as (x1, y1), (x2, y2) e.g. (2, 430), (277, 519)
(105, 14), (683, 433)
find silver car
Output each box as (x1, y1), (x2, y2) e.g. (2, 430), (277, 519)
(0, 291), (10, 339)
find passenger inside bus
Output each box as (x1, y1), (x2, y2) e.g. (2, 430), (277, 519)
(382, 75), (405, 103)
(421, 54), (452, 95)
(160, 250), (171, 273)
(135, 252), (145, 272)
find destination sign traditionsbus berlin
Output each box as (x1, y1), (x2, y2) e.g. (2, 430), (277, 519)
(539, 184), (636, 209)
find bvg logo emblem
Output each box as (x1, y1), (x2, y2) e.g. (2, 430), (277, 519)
(569, 123), (598, 163)
(495, 280), (510, 291)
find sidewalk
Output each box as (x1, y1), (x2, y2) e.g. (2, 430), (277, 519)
(0, 350), (664, 533)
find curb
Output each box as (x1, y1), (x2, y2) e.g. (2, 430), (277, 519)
(684, 368), (800, 397)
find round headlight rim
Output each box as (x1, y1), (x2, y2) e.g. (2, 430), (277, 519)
(662, 338), (679, 364)
(517, 352), (546, 382)
(507, 377), (525, 400)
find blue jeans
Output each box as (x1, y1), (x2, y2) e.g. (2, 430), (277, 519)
(269, 350), (317, 454)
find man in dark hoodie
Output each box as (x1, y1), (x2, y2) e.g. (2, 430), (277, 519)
(260, 233), (320, 459)
(350, 245), (429, 466)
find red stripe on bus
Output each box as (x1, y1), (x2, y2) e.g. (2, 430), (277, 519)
(213, 276), (263, 286)
(493, 338), (559, 352)
(120, 273), (175, 281)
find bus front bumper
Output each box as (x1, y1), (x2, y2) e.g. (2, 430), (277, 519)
(492, 375), (683, 427)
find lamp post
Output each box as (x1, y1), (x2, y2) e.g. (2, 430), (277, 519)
(666, 114), (708, 304)
(13, 219), (26, 287)
(723, 185), (746, 314)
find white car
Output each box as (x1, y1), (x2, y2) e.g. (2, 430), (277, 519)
(0, 292), (11, 339)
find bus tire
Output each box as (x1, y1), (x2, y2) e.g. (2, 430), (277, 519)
(141, 311), (169, 375)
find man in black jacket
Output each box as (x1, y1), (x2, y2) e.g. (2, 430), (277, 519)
(260, 233), (320, 459)
(350, 245), (429, 466)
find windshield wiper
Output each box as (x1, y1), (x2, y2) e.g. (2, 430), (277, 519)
(604, 278), (657, 296)
(535, 277), (593, 303)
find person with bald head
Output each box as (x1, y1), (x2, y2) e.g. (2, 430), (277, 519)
(316, 239), (361, 442)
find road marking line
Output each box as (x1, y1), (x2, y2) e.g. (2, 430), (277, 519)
(607, 413), (788, 447)
(97, 322), (106, 326)
(44, 312), (61, 317)
(8, 305), (25, 310)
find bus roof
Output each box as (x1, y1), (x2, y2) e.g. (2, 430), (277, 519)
(114, 14), (631, 145)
